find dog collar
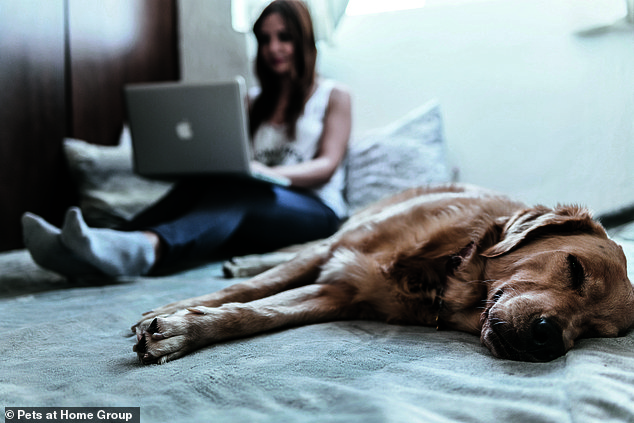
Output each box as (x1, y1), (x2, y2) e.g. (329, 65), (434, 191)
(434, 294), (445, 331)
(436, 241), (477, 330)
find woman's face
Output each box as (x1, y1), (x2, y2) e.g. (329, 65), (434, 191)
(258, 12), (295, 76)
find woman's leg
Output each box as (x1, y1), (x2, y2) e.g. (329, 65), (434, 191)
(222, 185), (340, 256)
(23, 178), (340, 277)
(56, 179), (228, 276)
(147, 183), (340, 269)
(20, 181), (199, 277)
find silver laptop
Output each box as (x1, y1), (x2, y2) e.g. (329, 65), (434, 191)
(124, 77), (290, 186)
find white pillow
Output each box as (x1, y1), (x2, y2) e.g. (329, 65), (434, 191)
(345, 100), (453, 212)
(63, 126), (173, 227)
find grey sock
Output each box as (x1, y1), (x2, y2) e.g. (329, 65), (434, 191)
(21, 212), (101, 276)
(60, 207), (155, 276)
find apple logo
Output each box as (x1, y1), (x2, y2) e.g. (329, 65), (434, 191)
(175, 119), (194, 141)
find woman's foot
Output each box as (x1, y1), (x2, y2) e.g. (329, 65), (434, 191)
(60, 208), (156, 277)
(21, 213), (100, 276)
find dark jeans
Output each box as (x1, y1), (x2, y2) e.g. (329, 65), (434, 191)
(123, 177), (340, 269)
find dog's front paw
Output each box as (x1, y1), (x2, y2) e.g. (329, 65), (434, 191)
(133, 301), (195, 329)
(133, 308), (207, 364)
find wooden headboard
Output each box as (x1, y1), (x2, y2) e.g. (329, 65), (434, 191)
(0, 0), (179, 252)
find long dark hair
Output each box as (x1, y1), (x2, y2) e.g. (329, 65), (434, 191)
(250, 0), (317, 140)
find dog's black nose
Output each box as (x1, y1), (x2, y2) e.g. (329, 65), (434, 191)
(529, 317), (565, 361)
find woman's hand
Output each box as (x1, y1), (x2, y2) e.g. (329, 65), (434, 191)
(250, 161), (292, 186)
(250, 160), (274, 176)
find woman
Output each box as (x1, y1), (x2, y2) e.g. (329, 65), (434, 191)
(22, 0), (351, 277)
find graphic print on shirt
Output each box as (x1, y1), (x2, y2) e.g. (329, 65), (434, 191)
(254, 144), (304, 167)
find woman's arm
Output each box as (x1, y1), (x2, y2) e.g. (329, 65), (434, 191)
(252, 85), (352, 189)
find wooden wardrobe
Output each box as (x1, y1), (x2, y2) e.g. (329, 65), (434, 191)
(0, 0), (179, 252)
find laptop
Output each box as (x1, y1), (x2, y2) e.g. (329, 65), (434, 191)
(124, 76), (291, 186)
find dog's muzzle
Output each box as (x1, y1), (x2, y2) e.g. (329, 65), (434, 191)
(482, 315), (565, 362)
(481, 290), (566, 362)
(527, 317), (565, 361)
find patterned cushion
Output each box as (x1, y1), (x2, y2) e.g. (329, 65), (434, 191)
(345, 100), (453, 212)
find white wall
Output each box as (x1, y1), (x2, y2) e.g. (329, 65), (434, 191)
(179, 0), (634, 214)
(319, 0), (634, 214)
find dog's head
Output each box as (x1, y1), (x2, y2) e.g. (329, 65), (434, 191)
(480, 205), (634, 362)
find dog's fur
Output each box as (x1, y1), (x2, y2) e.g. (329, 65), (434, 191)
(133, 184), (634, 364)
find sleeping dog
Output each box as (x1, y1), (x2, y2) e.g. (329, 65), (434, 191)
(133, 184), (634, 364)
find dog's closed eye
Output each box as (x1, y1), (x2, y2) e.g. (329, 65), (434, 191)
(567, 254), (585, 291)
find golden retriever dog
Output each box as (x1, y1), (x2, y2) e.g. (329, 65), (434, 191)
(133, 184), (634, 364)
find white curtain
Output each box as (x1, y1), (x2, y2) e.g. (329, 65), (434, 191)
(307, 0), (349, 42)
(232, 0), (349, 43)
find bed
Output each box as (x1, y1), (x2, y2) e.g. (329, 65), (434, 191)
(4, 102), (634, 423)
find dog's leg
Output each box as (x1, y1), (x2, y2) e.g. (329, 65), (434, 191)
(222, 240), (324, 278)
(133, 282), (354, 364)
(221, 251), (298, 278)
(133, 242), (331, 333)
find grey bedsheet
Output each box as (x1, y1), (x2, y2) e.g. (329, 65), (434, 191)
(3, 228), (634, 423)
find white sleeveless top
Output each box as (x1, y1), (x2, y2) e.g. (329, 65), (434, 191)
(250, 79), (348, 218)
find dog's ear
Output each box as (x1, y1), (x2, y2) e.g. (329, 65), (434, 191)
(482, 205), (607, 258)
